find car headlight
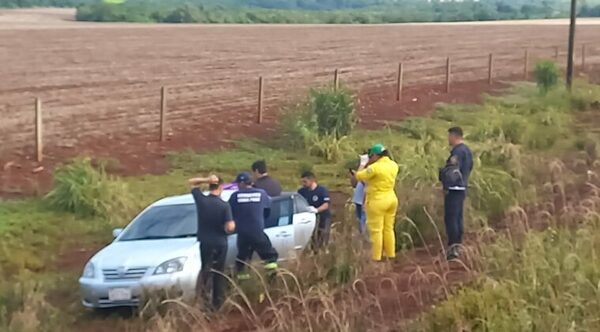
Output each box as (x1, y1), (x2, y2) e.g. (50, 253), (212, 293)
(83, 262), (95, 278)
(153, 257), (187, 275)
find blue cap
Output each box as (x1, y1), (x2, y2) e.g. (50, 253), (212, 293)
(235, 172), (252, 184)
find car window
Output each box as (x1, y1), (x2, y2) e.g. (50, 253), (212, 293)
(265, 197), (292, 228)
(119, 204), (197, 241)
(293, 194), (311, 213)
(277, 198), (292, 227)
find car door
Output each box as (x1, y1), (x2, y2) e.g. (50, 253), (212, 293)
(292, 194), (317, 253)
(262, 197), (295, 261)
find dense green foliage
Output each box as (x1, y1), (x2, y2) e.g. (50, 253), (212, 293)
(45, 158), (134, 220)
(71, 0), (576, 24)
(535, 60), (560, 95)
(2, 0), (597, 23)
(281, 86), (355, 161)
(580, 3), (600, 16)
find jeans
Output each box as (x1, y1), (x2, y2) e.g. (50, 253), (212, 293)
(197, 242), (227, 309)
(355, 204), (367, 234)
(444, 190), (466, 246)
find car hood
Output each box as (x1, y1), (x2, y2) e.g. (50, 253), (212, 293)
(91, 238), (198, 269)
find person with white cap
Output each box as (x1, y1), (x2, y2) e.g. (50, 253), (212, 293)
(349, 152), (370, 235)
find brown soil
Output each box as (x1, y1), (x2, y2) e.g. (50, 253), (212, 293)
(1, 78), (510, 198)
(2, 18), (600, 197)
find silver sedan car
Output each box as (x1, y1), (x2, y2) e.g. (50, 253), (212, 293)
(79, 190), (317, 308)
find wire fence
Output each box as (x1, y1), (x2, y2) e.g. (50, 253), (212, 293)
(2, 43), (598, 162)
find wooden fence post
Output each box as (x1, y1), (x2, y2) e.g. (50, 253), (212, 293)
(35, 98), (42, 163)
(159, 86), (167, 142)
(396, 62), (404, 101)
(257, 76), (264, 124)
(488, 53), (494, 85)
(582, 44), (586, 72)
(445, 57), (451, 93)
(524, 49), (529, 80)
(333, 69), (339, 90)
(554, 46), (559, 61)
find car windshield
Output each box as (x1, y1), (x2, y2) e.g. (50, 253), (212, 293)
(119, 204), (197, 241)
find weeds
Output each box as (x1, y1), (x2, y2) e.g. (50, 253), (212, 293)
(1, 80), (600, 331)
(279, 86), (356, 161)
(45, 158), (135, 221)
(535, 60), (559, 95)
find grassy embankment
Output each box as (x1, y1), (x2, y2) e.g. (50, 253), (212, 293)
(1, 77), (600, 331)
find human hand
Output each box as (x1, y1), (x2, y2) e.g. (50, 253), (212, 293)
(208, 174), (219, 185)
(224, 221), (236, 234)
(308, 206), (319, 214)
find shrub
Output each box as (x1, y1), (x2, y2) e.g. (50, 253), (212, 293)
(45, 158), (134, 220)
(534, 60), (559, 95)
(279, 86), (356, 161)
(309, 86), (355, 139)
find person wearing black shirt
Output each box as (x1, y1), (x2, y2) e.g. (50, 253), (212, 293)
(251, 160), (283, 197)
(443, 127), (474, 260)
(188, 175), (235, 310)
(298, 171), (331, 249)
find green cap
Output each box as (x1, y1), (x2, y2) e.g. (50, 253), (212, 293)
(368, 143), (386, 157)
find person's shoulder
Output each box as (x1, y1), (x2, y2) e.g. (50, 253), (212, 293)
(191, 187), (202, 197)
(252, 187), (268, 195)
(453, 143), (469, 154)
(464, 143), (473, 154)
(317, 185), (329, 194)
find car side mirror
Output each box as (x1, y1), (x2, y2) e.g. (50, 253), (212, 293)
(112, 228), (123, 238)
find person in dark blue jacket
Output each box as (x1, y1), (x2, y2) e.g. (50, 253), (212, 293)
(298, 171), (331, 249)
(229, 172), (278, 280)
(441, 127), (473, 260)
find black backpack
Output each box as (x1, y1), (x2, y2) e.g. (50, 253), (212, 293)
(439, 163), (465, 190)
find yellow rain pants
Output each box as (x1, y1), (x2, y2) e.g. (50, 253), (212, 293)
(356, 156), (399, 261)
(365, 192), (398, 261)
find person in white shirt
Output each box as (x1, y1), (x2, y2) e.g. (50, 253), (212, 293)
(349, 153), (369, 235)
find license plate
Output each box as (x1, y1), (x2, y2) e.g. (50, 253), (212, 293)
(108, 288), (132, 301)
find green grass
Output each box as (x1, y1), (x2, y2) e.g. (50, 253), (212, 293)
(415, 216), (600, 331)
(0, 79), (599, 331)
(0, 200), (111, 279)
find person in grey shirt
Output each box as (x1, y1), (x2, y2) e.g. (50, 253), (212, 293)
(251, 160), (282, 197)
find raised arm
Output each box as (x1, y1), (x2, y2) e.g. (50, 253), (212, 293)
(188, 174), (219, 188)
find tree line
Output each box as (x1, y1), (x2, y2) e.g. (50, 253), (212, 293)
(72, 0), (575, 24)
(2, 0), (599, 23)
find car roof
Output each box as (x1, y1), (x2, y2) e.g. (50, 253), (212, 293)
(151, 190), (295, 207)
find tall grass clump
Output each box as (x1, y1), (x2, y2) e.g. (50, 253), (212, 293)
(280, 86), (356, 161)
(534, 60), (559, 95)
(45, 158), (134, 220)
(417, 207), (600, 331)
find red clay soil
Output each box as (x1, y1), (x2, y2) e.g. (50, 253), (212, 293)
(0, 78), (507, 198)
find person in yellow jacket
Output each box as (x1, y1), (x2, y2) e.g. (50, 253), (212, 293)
(353, 144), (399, 261)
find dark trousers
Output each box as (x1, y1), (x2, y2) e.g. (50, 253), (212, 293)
(313, 217), (331, 249)
(236, 232), (278, 273)
(197, 242), (227, 309)
(444, 190), (466, 247)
